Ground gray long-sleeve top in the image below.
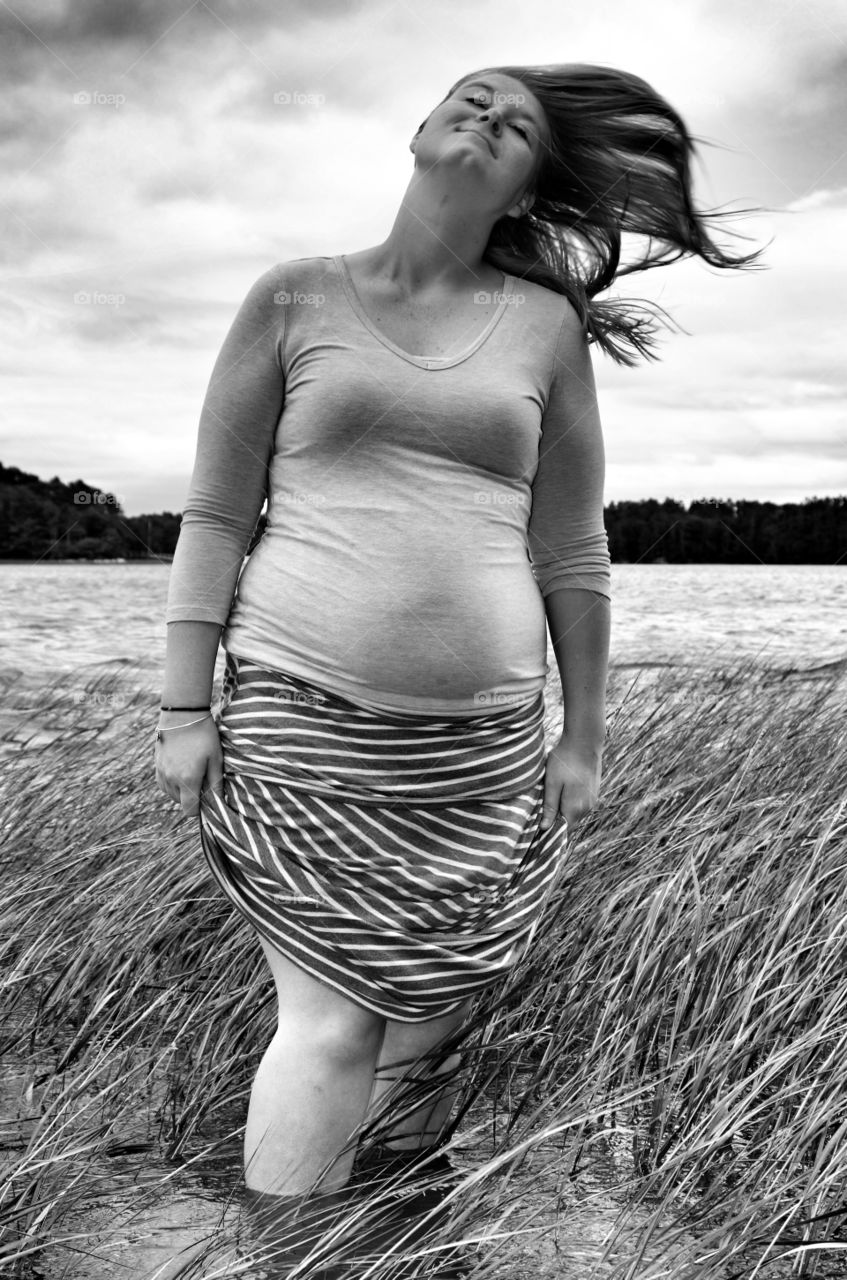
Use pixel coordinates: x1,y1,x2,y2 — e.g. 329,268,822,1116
165,255,611,715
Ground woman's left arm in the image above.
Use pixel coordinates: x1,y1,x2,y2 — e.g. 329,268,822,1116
541,587,609,829
526,300,612,832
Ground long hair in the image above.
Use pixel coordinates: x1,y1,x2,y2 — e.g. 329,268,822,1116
438,64,766,366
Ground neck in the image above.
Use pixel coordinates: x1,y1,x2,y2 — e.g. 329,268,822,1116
367,170,502,293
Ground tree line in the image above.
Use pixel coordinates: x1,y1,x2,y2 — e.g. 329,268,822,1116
0,463,180,561
606,496,846,564
1,462,844,565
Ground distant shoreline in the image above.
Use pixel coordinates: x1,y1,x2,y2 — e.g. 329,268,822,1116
0,557,842,568
0,556,173,565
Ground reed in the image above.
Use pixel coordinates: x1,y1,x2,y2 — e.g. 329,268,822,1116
1,657,846,1278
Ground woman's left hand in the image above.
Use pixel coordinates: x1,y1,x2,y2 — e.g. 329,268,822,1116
540,731,604,832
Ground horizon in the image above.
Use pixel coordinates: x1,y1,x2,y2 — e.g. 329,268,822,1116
3,455,845,520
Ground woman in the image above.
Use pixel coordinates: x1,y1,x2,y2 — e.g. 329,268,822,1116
155,62,759,1272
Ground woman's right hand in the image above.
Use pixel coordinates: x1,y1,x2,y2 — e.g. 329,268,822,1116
154,715,224,818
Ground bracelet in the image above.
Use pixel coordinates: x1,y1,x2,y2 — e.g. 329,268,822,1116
155,713,213,742
160,704,211,711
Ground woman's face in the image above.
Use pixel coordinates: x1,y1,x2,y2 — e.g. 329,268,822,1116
413,71,550,214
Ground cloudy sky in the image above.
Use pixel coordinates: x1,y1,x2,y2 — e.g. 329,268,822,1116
1,0,845,515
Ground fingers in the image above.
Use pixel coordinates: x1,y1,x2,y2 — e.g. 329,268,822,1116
205,750,225,799
547,800,600,838
154,730,222,818
540,789,593,833
540,776,564,831
540,804,561,832
541,765,600,831
154,761,179,807
154,759,205,818
546,794,599,830
178,782,201,818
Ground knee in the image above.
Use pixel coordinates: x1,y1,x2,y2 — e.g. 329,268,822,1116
317,1010,384,1067
279,1005,384,1068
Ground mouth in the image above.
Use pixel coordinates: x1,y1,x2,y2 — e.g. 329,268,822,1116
457,127,495,156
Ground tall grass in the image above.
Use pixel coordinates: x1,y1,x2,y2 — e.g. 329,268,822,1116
1,657,846,1278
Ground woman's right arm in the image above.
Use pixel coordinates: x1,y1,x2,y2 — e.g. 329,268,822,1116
155,263,287,816
156,621,224,816
161,620,223,708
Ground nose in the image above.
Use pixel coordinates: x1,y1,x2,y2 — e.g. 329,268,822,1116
476,107,502,135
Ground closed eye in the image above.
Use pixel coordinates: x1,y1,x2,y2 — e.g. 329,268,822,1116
464,96,531,143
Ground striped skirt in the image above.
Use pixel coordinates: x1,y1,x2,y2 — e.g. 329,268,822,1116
197,655,569,1023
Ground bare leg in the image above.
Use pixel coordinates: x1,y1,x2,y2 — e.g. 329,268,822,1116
245,935,386,1194
367,999,474,1150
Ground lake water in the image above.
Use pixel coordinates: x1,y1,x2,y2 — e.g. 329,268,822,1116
1,562,844,690
2,560,845,1279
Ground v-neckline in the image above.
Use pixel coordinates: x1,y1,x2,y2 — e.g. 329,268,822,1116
333,255,515,370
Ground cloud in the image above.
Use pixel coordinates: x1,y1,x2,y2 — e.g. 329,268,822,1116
0,0,355,49
591,170,847,503
786,186,847,212
0,0,845,511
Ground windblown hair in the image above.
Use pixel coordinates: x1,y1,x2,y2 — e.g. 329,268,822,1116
440,64,765,366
